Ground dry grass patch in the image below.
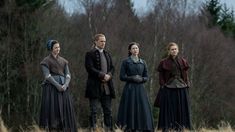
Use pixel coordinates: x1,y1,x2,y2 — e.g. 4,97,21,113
0,117,8,132
198,121,233,132
0,117,234,132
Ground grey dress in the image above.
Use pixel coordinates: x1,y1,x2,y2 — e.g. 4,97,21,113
117,57,154,131
39,54,77,132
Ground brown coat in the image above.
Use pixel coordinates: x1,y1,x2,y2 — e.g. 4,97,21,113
157,56,190,87
40,54,68,76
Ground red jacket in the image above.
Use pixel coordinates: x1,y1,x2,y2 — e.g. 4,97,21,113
157,56,190,87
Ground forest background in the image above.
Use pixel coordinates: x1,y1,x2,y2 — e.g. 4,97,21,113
0,0,235,131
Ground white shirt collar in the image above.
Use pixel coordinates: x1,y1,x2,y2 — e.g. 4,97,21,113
95,46,104,52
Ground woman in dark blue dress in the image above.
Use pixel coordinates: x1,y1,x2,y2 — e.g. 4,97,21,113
117,42,154,132
39,40,77,132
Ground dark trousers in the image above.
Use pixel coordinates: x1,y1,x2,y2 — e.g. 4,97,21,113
89,94,112,128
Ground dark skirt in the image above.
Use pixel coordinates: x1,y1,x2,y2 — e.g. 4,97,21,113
117,83,154,131
39,83,77,132
158,87,191,131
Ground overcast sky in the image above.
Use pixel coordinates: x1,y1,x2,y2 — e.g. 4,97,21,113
134,0,235,16
58,0,235,16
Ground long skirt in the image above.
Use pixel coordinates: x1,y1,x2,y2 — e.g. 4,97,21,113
117,83,154,131
39,83,77,132
158,87,191,131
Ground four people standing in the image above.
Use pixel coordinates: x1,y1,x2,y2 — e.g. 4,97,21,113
39,36,191,131
84,34,115,131
117,42,154,132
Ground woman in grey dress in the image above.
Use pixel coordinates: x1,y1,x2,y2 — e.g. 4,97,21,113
117,42,154,132
39,40,77,132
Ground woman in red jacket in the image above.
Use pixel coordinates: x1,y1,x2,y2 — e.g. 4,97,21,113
157,42,192,131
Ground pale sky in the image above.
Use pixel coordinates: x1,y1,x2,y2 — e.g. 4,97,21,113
220,0,235,9
133,0,235,15
58,0,235,16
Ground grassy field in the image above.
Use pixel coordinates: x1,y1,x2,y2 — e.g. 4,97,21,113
0,117,234,132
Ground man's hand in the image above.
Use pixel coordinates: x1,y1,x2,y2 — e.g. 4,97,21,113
102,74,111,82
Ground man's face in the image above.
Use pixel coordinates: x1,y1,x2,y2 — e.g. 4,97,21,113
95,36,106,49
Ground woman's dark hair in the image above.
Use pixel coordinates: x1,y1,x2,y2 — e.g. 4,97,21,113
128,42,140,56
47,40,59,51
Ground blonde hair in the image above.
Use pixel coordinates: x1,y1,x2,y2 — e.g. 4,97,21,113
94,33,105,41
167,42,178,50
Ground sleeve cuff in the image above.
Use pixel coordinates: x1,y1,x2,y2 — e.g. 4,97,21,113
98,72,105,79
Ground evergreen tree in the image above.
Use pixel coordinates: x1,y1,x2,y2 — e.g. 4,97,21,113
205,0,235,38
218,5,235,37
205,0,222,27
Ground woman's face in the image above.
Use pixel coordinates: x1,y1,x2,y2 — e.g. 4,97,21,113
130,44,139,56
169,45,179,57
52,43,60,55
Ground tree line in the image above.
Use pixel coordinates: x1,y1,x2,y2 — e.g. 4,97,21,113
0,0,235,130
